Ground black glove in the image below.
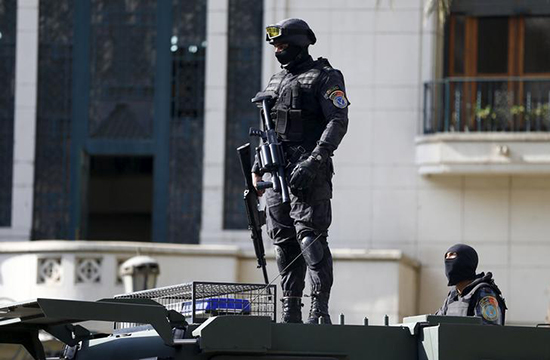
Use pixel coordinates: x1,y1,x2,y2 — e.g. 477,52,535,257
289,155,322,192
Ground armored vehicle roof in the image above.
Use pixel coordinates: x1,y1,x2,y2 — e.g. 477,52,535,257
1,281,549,360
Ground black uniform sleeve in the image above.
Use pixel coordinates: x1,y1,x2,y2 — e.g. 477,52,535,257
473,287,504,325
311,69,350,160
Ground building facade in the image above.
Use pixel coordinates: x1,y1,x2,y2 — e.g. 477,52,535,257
1,0,550,326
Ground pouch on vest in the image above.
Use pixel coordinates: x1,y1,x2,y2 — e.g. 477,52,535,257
275,109,303,142
274,83,303,141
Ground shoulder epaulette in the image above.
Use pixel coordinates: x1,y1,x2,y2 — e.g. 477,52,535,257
315,57,343,77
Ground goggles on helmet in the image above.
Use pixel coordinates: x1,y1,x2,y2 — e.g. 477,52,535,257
265,25,313,42
266,25,283,40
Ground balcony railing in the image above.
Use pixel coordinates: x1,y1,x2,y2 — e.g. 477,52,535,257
423,77,550,134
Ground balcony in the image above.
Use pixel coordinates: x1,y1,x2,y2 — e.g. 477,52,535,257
417,78,550,175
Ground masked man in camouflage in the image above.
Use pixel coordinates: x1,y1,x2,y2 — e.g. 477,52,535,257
251,18,349,324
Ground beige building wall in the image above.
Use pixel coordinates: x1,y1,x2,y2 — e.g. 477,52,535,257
2,0,550,329
0,241,419,326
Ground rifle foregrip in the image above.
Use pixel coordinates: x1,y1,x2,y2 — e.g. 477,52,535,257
256,181,273,190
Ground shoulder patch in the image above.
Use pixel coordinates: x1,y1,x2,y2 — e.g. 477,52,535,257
328,89,348,109
479,295,500,322
324,86,341,99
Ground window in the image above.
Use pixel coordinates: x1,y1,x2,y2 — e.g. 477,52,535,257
447,15,550,77
167,0,207,243
0,0,16,227
524,17,550,74
477,17,508,74
33,0,74,239
88,0,157,140
87,156,153,241
223,0,264,230
444,15,550,131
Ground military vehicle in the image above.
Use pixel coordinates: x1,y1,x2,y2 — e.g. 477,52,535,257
1,281,549,360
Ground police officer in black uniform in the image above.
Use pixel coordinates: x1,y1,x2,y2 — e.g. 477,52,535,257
251,18,349,324
435,244,507,325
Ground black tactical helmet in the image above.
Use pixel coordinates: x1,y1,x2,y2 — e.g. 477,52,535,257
265,18,316,47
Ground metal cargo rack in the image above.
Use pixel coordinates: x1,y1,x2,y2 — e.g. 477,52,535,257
113,281,276,329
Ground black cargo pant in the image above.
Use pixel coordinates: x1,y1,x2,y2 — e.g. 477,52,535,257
265,155,334,297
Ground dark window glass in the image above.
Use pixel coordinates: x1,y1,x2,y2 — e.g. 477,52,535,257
443,17,450,77
167,0,207,243
223,0,264,229
477,17,508,74
453,16,465,74
0,0,16,227
524,17,550,73
88,0,157,140
33,0,74,239
522,82,550,131
87,156,153,241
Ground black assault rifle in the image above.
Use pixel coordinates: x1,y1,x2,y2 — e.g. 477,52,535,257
237,143,269,284
236,92,290,284
249,92,291,204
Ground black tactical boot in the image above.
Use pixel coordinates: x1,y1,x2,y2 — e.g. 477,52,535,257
305,292,331,324
281,296,303,323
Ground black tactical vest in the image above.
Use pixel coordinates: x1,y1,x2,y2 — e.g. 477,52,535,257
264,58,334,151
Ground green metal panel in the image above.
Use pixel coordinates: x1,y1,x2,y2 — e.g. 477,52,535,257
192,316,417,360
5,296,550,360
192,316,272,353
269,323,417,360
213,357,338,360
67,330,178,360
422,323,550,360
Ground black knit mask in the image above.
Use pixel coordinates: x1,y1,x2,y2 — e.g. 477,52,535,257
275,44,303,65
444,244,478,286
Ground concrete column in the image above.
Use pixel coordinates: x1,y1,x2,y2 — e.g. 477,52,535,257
0,0,39,241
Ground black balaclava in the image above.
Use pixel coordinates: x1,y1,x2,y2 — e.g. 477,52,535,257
444,244,478,286
275,44,305,65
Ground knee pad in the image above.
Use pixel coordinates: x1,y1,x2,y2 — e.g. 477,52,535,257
274,244,303,273
299,234,326,268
